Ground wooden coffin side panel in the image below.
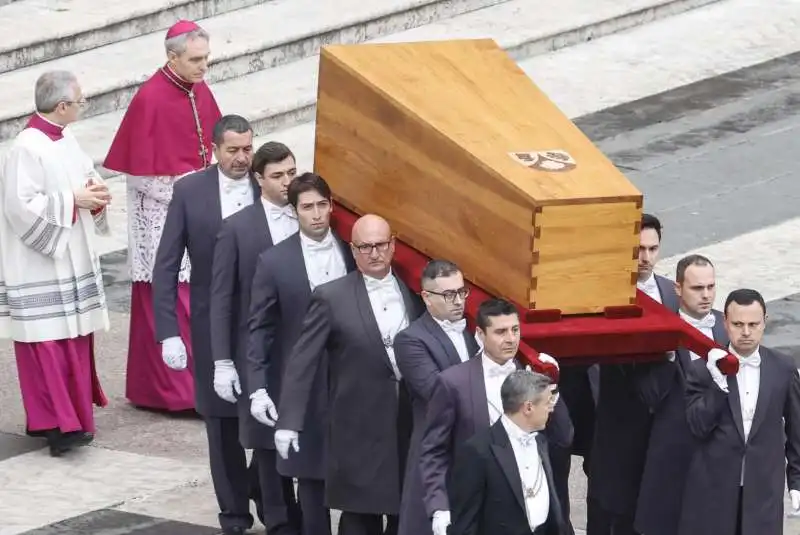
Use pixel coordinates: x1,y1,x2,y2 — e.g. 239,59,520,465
314,47,536,305
531,201,642,313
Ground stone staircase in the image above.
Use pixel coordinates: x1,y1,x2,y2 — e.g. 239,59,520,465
2,0,798,257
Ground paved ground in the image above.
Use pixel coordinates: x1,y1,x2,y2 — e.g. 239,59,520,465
2,43,800,535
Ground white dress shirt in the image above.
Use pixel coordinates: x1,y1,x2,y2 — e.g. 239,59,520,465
500,415,550,530
218,169,254,219
483,353,517,424
300,230,347,290
637,272,662,303
432,317,470,362
679,309,716,360
365,271,408,380
260,197,298,245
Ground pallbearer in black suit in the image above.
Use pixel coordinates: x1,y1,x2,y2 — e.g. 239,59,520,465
679,289,800,535
634,254,728,535
247,173,357,535
588,213,678,535
274,214,424,535
419,299,573,535
394,260,479,535
209,141,301,534
449,370,568,535
153,115,264,535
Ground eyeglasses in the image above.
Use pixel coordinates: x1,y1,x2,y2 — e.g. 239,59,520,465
63,98,87,109
424,287,470,303
352,239,392,255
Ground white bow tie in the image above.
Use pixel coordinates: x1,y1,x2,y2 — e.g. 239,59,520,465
518,432,538,448
269,205,296,220
305,234,335,252
684,313,716,330
365,275,394,293
440,318,466,334
223,177,250,193
738,354,761,368
638,277,658,294
488,361,516,378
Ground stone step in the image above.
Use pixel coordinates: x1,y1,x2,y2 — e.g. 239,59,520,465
0,0,507,142
0,0,724,169
92,0,800,258
0,0,266,75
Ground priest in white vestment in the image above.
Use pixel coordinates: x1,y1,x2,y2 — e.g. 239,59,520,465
0,71,111,457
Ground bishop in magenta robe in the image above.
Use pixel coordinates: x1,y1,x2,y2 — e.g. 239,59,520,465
104,19,221,412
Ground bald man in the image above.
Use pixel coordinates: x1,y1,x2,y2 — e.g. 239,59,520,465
275,214,424,535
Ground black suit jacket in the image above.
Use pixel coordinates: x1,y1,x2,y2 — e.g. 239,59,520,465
588,274,679,514
679,346,800,535
153,165,259,417
395,312,480,535
246,231,356,475
209,201,275,446
420,355,573,517
276,269,424,514
449,420,568,535
634,309,728,535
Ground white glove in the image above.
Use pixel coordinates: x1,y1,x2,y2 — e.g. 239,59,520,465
274,429,300,460
666,350,677,362
538,352,559,369
161,336,187,370
432,510,451,535
213,360,241,404
250,388,279,426
706,348,729,393
791,489,800,514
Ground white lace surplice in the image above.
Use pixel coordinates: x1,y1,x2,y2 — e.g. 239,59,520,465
126,175,191,283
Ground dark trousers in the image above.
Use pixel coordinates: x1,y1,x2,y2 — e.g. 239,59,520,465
339,512,398,535
205,416,259,531
548,445,576,535
298,478,331,535
587,498,639,535
254,447,302,535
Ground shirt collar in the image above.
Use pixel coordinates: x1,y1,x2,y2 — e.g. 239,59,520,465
500,414,538,444
300,228,334,247
482,352,516,372
729,344,761,361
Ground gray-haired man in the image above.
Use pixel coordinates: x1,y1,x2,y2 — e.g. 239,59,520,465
448,370,569,535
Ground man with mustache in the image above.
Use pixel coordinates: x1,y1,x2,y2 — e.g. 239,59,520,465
152,115,264,535
394,260,479,535
419,298,573,535
634,254,728,535
210,141,302,534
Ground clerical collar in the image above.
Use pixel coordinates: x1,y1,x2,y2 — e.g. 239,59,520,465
160,64,195,92
27,113,64,141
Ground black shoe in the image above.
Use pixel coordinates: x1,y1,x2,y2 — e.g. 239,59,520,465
62,431,94,448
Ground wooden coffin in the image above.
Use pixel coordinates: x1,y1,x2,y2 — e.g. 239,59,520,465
313,39,643,314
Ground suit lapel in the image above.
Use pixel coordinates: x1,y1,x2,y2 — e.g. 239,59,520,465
249,201,273,251
726,374,746,442
249,176,260,202
656,275,679,312
748,348,775,440
469,356,491,434
204,165,223,227
354,274,397,374
464,329,479,357
334,233,357,272
421,313,462,368
489,423,526,512
286,234,310,299
711,310,728,347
